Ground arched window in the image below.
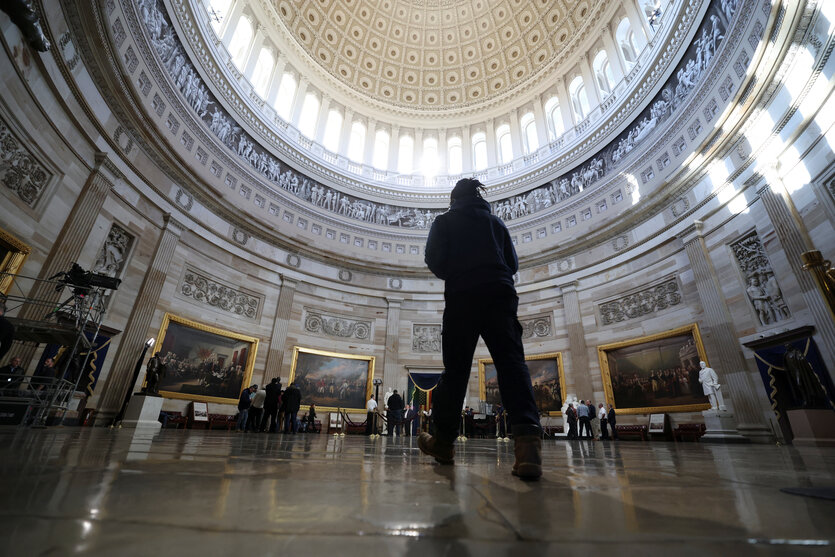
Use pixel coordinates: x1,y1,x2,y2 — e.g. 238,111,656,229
472,132,487,171
447,136,462,175
521,112,538,154
544,96,564,140
228,16,253,69
593,50,615,97
274,72,297,120
617,18,638,67
298,93,320,139
373,129,390,169
398,135,414,174
347,121,366,163
569,76,591,121
422,137,439,178
206,0,231,33
250,47,274,98
496,124,513,164
322,108,342,152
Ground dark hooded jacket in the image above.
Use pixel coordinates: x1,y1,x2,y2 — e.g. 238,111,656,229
424,196,518,295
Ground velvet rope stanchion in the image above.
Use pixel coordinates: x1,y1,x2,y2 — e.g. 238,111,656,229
457,410,467,442
500,412,510,442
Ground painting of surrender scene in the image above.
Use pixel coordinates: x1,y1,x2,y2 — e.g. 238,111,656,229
155,314,258,404
289,346,374,412
599,324,711,414
479,352,565,415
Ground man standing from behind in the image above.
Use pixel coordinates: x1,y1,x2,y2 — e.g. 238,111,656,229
421,178,543,480
248,384,266,432
236,385,255,432
282,381,301,434
576,399,590,439
387,389,405,436
262,377,281,432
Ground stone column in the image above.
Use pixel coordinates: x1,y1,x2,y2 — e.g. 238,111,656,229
13,154,112,367
388,125,400,172
678,221,771,442
241,27,265,80
289,77,309,127
559,282,593,399
485,119,498,167
313,95,331,145
338,108,355,155
555,77,575,128
94,215,185,424
363,119,377,167
262,277,297,382
219,0,245,47
601,25,626,82
461,125,472,173
265,55,287,107
508,108,524,161
532,95,549,148
383,297,403,391
437,129,447,174
579,55,601,107
756,181,835,364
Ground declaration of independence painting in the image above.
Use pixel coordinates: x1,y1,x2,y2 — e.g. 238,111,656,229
598,324,711,414
289,346,374,412
155,313,258,404
479,352,565,415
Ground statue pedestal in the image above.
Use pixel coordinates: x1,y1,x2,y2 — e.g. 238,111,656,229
701,409,749,443
787,409,835,447
121,394,163,430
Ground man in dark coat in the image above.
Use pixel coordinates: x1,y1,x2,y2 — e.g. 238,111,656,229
387,389,405,436
282,382,302,434
262,377,281,432
607,404,619,440
236,385,255,432
419,178,543,480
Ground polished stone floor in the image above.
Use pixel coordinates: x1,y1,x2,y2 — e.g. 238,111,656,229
0,428,833,556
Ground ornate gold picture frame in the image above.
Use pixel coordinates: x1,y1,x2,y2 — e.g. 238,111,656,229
155,313,259,405
479,352,566,416
289,346,375,413
0,226,31,294
598,323,711,415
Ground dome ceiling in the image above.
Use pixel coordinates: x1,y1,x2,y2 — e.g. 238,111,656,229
271,0,609,111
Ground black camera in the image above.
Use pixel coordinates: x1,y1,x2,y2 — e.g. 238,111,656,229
51,263,121,294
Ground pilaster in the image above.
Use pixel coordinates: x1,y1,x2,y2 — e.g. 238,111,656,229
263,277,297,382
559,281,593,398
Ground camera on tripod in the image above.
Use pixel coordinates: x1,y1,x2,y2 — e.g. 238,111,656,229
51,263,122,296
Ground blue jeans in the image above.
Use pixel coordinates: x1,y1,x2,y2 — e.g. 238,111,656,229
284,411,298,433
433,286,540,443
236,409,249,431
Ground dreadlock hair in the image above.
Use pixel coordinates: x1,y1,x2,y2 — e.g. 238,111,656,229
450,177,486,203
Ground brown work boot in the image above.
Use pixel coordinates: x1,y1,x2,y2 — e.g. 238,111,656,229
418,432,454,464
512,434,542,480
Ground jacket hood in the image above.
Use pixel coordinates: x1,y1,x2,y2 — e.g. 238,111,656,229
450,196,491,214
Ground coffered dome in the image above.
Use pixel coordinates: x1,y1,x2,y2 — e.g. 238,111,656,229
272,0,610,112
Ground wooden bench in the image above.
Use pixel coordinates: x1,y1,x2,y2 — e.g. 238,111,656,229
616,424,648,441
208,414,236,431
673,423,706,442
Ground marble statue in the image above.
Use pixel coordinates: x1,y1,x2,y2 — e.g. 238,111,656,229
698,361,726,411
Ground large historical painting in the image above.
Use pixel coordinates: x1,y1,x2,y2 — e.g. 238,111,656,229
289,346,374,412
155,313,258,404
479,352,565,415
598,324,711,414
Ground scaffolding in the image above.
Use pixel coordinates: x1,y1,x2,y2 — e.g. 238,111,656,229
0,270,111,426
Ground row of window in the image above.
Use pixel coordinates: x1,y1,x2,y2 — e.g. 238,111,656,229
207,0,653,177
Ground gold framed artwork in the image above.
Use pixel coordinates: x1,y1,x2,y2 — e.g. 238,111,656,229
598,323,711,415
289,346,375,413
479,352,566,415
155,313,259,405
0,226,31,294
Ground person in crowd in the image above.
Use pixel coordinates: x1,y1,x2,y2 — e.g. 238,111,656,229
305,403,317,433
588,400,601,440
607,404,619,440
566,401,578,439
31,357,57,391
261,377,281,432
420,178,543,480
387,389,405,436
598,403,609,440
0,356,25,393
247,384,266,432
0,296,14,362
576,399,591,439
366,395,378,435
405,404,419,436
494,403,507,438
236,384,255,432
276,389,286,433
282,382,301,434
